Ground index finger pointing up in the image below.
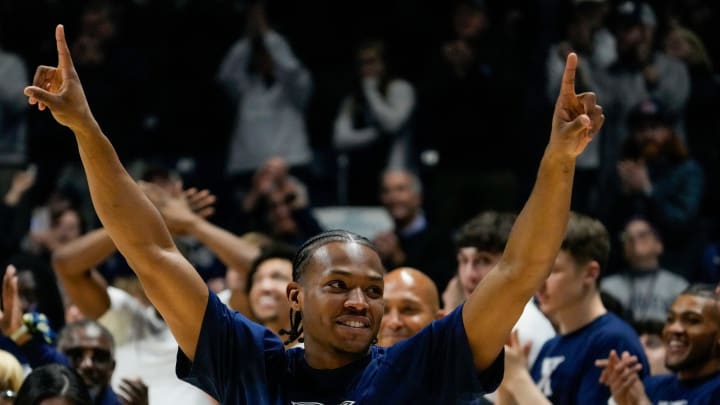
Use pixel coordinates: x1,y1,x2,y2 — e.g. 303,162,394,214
560,52,578,97
55,24,74,70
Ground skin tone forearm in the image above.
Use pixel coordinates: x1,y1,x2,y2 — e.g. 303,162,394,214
462,53,604,370
25,25,207,359
51,228,115,318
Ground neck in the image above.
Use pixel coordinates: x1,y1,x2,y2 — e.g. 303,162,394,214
556,291,607,334
676,360,720,381
632,259,659,270
302,337,369,369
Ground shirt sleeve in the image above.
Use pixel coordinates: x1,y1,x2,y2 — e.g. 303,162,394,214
176,291,285,403
382,303,504,401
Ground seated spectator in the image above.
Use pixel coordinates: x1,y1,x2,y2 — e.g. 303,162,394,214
597,284,720,404
377,267,444,347
333,39,417,205
601,98,704,278
498,212,649,405
601,216,688,323
373,169,454,292
15,363,92,405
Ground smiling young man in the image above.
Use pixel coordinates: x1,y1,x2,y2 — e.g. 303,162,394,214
598,284,720,404
24,25,603,404
497,212,649,405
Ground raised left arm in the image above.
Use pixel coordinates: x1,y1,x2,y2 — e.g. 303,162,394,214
462,53,604,370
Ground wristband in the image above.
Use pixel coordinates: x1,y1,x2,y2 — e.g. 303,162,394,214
9,324,28,343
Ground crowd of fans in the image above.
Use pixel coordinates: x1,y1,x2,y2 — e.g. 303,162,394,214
0,0,719,403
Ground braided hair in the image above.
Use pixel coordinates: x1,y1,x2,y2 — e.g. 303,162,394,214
279,230,380,345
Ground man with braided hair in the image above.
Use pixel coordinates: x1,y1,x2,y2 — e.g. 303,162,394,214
23,24,604,404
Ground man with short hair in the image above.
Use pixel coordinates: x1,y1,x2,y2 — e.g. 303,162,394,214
373,169,455,292
377,267,444,347
443,211,556,369
598,283,720,404
499,212,649,405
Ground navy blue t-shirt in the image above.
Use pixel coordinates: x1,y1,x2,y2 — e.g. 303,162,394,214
530,312,649,405
644,372,720,404
177,292,503,404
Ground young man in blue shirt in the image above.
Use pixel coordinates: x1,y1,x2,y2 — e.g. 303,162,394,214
598,283,720,404
24,24,604,404
498,212,650,405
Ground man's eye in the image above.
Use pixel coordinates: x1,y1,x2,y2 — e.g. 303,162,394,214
367,287,383,298
328,280,346,289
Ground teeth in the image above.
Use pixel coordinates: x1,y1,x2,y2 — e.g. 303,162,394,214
258,296,276,306
340,321,365,328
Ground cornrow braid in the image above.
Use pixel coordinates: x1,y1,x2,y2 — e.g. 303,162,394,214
278,309,304,345
292,230,379,282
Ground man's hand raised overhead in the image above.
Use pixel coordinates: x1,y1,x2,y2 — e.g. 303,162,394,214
24,25,95,131
550,52,605,159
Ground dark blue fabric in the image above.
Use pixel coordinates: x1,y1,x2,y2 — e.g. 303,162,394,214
644,372,720,405
177,292,503,404
530,312,650,405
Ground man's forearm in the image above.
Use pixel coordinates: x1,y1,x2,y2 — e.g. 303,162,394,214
52,228,116,276
186,218,260,276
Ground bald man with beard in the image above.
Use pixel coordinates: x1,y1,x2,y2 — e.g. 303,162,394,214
378,267,445,347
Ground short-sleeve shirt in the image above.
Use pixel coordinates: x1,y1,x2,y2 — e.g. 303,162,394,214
177,292,503,404
644,372,720,404
530,312,650,405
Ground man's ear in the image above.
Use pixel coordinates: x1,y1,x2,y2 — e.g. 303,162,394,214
584,260,601,285
287,281,301,311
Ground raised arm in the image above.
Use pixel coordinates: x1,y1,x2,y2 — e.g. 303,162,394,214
24,25,208,360
51,228,114,319
462,53,604,370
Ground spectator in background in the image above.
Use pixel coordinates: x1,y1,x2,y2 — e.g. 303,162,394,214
373,169,454,292
217,242,300,347
332,39,417,205
597,284,720,404
601,98,704,279
598,0,690,185
217,0,314,206
664,24,720,221
443,211,556,373
0,39,28,173
377,267,444,348
545,0,615,215
498,212,649,405
0,268,148,405
600,216,688,323
15,363,92,405
236,156,323,247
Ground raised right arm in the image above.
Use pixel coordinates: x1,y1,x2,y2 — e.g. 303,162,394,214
25,25,207,360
